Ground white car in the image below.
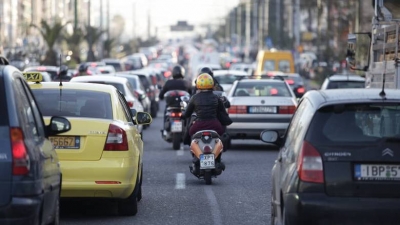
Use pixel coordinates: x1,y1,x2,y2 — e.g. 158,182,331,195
97,65,116,76
226,78,298,144
213,70,249,94
70,75,145,134
230,63,254,75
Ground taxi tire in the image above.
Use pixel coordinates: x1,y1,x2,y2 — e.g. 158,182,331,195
137,167,143,202
118,190,138,216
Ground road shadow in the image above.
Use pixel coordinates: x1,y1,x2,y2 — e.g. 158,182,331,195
228,140,279,152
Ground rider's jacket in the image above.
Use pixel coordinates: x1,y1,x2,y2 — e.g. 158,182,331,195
184,91,224,121
159,79,192,102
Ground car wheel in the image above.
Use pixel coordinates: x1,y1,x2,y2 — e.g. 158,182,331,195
137,167,143,202
282,207,289,225
270,192,279,225
118,190,138,216
49,196,60,225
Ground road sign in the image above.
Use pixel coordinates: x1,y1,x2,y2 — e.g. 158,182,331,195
170,21,194,32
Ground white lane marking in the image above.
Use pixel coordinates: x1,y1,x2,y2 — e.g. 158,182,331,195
177,145,184,156
204,186,223,225
175,173,186,189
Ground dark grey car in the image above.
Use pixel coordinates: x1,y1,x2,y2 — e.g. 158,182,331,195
0,65,71,224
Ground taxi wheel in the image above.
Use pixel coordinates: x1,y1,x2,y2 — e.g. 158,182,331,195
137,167,143,202
118,190,138,216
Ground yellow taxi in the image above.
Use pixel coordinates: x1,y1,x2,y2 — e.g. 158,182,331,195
23,72,152,216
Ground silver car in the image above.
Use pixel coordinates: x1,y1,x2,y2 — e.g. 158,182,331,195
226,78,298,143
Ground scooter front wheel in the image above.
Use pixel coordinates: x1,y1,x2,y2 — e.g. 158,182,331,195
204,171,212,185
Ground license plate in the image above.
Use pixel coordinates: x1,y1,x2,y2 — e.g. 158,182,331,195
355,164,400,181
171,120,182,132
200,154,215,169
49,136,80,149
249,106,277,114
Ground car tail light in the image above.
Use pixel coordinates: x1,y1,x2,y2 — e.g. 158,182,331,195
127,101,134,108
10,128,30,175
104,124,128,151
164,71,172,78
171,112,182,117
297,87,305,94
286,79,295,85
133,91,140,99
278,105,296,114
228,105,247,114
151,76,157,85
297,141,324,183
86,70,92,75
225,62,231,68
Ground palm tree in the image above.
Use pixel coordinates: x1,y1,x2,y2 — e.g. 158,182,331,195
84,25,104,61
103,38,116,58
63,27,84,63
31,19,69,65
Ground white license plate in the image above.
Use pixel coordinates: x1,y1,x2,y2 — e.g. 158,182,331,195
200,154,215,169
355,164,400,181
249,106,277,114
171,120,182,132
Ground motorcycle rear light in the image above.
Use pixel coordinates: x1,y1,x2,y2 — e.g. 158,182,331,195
10,128,30,175
104,124,128,151
228,105,247,114
203,145,212,154
202,132,211,136
278,105,296,114
171,112,182,117
297,141,324,184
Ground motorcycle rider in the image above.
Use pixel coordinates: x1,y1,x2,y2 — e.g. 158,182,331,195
184,73,225,137
159,65,192,122
193,67,224,92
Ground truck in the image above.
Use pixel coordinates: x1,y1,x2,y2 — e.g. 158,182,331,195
347,0,400,89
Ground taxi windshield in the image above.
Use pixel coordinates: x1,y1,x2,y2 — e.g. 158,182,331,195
31,89,113,119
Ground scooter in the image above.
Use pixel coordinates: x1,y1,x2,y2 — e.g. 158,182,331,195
189,130,225,185
160,90,190,150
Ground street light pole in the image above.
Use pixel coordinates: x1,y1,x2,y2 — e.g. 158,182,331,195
88,0,91,27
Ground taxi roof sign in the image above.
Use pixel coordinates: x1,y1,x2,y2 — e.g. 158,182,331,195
22,72,43,82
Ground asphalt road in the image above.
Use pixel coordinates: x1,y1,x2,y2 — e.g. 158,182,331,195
60,101,278,225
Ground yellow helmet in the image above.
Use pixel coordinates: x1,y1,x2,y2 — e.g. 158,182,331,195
196,73,214,90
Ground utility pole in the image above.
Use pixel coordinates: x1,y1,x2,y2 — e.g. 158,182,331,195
107,0,110,39
294,0,300,48
275,0,280,48
237,4,241,51
99,0,104,59
258,0,264,50
133,2,136,39
245,0,251,61
74,0,78,29
87,0,91,27
147,8,151,39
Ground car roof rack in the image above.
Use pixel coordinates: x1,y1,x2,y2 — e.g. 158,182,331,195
238,75,285,81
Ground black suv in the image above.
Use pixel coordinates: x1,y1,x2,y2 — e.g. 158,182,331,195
0,62,71,224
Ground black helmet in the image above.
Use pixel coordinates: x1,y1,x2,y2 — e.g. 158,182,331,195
172,65,185,79
199,67,213,77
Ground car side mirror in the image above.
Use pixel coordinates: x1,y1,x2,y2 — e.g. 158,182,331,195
135,112,152,125
46,116,71,136
260,130,279,144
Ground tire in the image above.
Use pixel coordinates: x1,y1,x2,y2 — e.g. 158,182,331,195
270,192,277,225
282,207,288,225
49,196,60,225
172,133,181,150
118,190,138,216
204,171,212,185
150,104,158,118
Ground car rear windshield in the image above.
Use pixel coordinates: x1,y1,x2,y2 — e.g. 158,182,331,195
233,82,292,97
215,75,244,85
327,81,365,89
31,89,113,119
85,82,125,95
307,103,400,144
105,62,122,72
0,77,8,125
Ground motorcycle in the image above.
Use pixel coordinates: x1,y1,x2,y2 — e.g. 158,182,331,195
187,91,229,184
160,90,191,150
189,129,225,185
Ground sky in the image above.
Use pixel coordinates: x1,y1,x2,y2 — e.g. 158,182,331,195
102,0,240,40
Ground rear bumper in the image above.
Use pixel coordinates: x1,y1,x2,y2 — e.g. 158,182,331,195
0,196,42,225
60,157,139,199
227,121,289,139
284,193,400,225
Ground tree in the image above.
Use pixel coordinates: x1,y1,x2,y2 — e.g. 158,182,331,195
103,38,116,58
31,19,69,65
63,27,84,64
84,25,104,61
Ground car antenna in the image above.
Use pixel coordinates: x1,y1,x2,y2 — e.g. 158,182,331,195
379,55,387,99
59,54,63,87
